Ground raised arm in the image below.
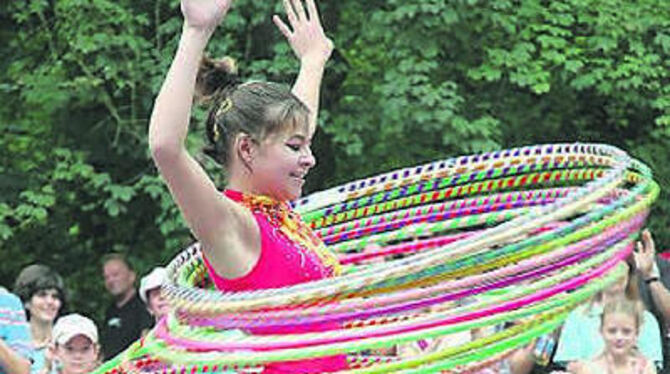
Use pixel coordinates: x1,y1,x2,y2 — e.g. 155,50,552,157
635,229,670,323
149,0,258,277
273,0,333,134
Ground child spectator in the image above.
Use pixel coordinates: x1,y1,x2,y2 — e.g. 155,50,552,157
553,258,663,371
572,297,656,374
48,314,100,374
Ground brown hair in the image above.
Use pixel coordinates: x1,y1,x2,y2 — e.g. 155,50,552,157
14,264,67,320
195,56,310,167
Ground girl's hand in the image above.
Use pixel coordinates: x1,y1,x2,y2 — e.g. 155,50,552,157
273,0,333,65
181,0,233,33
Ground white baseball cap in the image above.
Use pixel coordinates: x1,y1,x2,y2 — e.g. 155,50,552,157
139,267,168,304
52,314,98,345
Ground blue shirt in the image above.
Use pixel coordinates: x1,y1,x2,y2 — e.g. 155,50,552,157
30,346,47,374
554,303,663,368
0,287,33,374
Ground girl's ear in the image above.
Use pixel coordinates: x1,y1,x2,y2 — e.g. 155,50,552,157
234,133,258,171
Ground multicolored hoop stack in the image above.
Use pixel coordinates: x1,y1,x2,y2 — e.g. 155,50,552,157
95,143,658,373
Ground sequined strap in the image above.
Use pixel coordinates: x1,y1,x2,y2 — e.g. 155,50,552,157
224,189,342,276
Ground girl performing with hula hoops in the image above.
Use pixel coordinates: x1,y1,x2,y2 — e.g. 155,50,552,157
148,0,344,372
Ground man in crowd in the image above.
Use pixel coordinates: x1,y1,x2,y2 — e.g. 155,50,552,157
100,254,152,360
0,287,31,374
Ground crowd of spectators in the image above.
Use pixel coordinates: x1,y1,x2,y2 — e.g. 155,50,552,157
0,254,164,374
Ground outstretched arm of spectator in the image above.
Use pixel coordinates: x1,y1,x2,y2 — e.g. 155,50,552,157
635,229,670,323
0,339,30,374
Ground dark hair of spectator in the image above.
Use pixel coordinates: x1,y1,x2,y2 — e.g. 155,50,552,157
13,264,67,320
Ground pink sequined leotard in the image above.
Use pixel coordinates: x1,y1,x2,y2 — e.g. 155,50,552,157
201,190,346,373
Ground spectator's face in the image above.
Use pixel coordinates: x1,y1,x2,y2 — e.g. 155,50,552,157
27,288,61,323
54,335,99,374
103,260,135,297
147,288,170,319
600,312,637,357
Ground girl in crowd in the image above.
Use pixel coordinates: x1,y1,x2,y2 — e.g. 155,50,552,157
573,297,656,374
149,0,343,371
139,267,170,324
553,258,663,371
14,264,67,374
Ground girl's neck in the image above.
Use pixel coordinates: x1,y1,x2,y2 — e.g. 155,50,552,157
226,179,255,195
30,318,53,347
227,164,259,194
609,352,630,366
604,351,635,374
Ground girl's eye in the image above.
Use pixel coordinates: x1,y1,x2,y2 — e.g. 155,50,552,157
287,144,301,151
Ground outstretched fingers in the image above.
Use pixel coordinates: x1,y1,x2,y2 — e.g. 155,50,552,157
642,229,656,254
305,0,319,23
282,0,298,28
291,0,307,22
273,15,292,40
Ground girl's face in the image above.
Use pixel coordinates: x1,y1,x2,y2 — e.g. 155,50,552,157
600,312,638,357
54,335,99,374
147,288,170,320
249,127,316,201
27,288,61,323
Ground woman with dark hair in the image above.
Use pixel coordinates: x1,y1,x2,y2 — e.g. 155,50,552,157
14,265,67,374
148,0,344,371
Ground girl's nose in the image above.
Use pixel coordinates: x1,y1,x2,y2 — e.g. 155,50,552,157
300,148,316,169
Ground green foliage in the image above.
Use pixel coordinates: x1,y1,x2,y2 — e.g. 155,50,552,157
1,0,669,323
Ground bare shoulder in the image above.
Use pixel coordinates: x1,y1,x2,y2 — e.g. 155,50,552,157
202,195,262,279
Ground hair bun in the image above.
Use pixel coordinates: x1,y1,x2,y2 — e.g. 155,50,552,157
195,56,239,105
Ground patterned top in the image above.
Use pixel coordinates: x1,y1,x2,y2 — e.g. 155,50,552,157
201,190,347,373
0,287,33,374
203,189,341,291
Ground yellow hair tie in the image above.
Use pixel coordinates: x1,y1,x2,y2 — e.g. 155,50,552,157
212,123,220,142
216,97,233,119
212,97,234,142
